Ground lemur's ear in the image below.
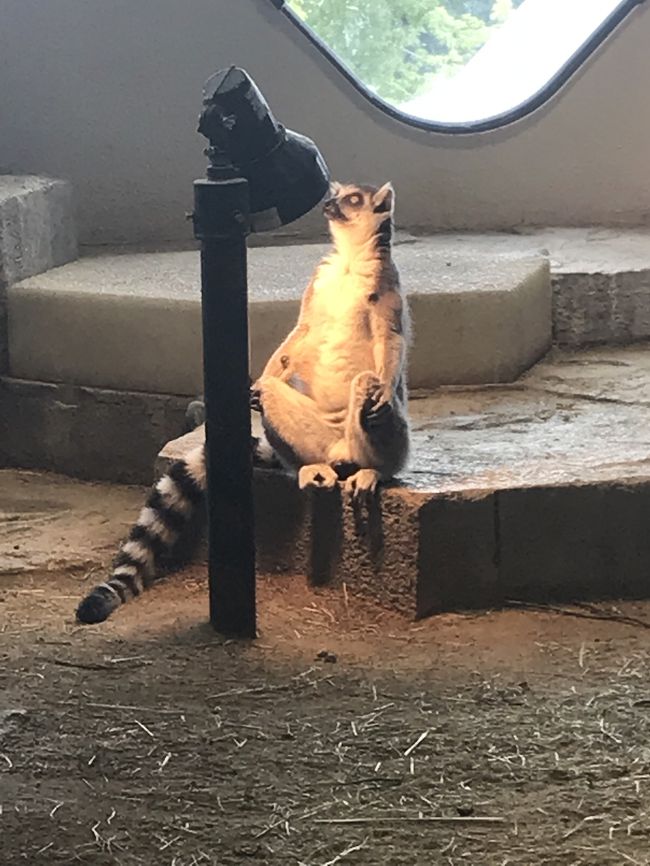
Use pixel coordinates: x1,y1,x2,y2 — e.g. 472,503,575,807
372,182,394,214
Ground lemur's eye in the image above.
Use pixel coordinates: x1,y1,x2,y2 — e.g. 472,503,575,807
344,193,363,207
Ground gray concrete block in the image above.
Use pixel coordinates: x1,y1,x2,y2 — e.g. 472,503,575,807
408,228,650,349
7,343,650,619
253,468,310,576
0,376,187,483
0,175,77,285
155,427,650,618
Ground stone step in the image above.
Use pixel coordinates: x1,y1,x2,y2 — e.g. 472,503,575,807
9,226,650,404
157,345,650,618
433,226,650,347
7,240,551,395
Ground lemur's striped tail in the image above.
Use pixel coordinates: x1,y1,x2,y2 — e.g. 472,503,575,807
76,445,206,624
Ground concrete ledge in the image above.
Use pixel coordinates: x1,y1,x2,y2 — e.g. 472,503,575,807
408,260,550,385
158,428,650,619
8,243,551,394
8,290,203,398
0,376,187,484
155,346,650,618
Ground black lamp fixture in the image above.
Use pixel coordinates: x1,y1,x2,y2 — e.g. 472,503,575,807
191,66,330,638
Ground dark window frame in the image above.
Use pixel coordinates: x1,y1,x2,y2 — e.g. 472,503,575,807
268,0,646,134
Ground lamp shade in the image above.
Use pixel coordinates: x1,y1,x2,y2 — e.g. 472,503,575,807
198,66,330,232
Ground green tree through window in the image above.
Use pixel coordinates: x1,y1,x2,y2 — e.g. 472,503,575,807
286,0,525,103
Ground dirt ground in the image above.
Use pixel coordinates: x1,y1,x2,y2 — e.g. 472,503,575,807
2,567,650,866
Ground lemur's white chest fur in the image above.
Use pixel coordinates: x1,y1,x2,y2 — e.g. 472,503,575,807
302,253,378,412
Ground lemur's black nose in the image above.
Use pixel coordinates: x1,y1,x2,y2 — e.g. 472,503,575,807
323,198,344,220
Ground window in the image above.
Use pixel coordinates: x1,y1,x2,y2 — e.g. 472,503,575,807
280,0,641,132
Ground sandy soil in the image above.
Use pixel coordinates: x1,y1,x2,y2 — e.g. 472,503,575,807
2,566,650,865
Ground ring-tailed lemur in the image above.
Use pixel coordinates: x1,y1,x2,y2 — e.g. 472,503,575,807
76,181,411,624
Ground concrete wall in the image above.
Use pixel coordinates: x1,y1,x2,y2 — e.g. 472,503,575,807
0,0,648,245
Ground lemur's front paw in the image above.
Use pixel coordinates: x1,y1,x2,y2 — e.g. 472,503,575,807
298,464,339,491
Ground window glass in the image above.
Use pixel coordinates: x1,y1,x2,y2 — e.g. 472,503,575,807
285,0,627,125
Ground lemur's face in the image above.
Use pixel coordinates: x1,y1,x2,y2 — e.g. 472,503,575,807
322,182,394,234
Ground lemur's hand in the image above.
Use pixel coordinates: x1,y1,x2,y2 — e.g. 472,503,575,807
363,380,393,430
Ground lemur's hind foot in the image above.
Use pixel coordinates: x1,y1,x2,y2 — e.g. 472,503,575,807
185,396,205,433
344,468,380,504
298,464,339,491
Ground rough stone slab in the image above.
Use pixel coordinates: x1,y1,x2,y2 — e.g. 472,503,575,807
0,376,187,484
155,345,650,617
552,270,650,346
158,434,442,618
155,430,503,618
9,242,550,394
0,175,77,286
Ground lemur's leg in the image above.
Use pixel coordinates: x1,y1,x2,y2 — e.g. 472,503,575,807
185,396,282,469
330,371,410,500
255,377,343,489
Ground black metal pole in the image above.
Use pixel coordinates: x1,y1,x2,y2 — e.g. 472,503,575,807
192,176,256,638
190,64,328,637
